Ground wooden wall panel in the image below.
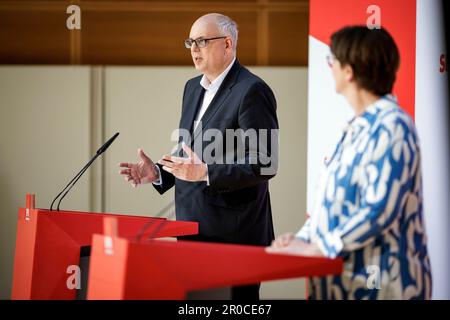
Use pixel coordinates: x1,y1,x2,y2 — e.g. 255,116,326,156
268,10,309,65
0,0,308,66
0,7,71,64
82,11,258,65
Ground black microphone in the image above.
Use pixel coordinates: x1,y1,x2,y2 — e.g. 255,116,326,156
49,132,120,211
96,132,119,155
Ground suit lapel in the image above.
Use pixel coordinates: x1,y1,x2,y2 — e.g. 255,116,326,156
180,84,205,134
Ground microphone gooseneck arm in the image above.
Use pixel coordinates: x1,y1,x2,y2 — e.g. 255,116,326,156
55,153,100,211
49,132,119,211
49,157,95,211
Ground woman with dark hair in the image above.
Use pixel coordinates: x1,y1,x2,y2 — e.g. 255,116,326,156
266,26,432,300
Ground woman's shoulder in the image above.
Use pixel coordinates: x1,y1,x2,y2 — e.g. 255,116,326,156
375,96,416,135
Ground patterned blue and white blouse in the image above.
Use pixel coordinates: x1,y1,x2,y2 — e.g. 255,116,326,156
296,95,432,299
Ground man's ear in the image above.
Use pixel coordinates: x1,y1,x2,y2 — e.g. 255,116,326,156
225,37,233,51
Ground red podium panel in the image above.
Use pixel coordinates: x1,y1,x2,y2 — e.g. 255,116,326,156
11,195,198,300
87,227,343,299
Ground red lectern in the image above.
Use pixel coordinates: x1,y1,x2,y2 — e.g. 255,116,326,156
11,194,198,300
87,218,343,300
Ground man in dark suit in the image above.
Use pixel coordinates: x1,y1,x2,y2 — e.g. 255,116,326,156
119,13,278,299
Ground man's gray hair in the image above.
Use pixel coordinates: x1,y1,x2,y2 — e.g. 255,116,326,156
215,14,238,52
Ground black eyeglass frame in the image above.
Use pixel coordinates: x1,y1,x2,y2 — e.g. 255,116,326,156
184,36,228,49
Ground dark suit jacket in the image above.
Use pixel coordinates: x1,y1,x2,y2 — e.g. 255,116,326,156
154,59,278,246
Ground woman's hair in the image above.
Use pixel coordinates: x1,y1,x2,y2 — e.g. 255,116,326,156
330,26,400,96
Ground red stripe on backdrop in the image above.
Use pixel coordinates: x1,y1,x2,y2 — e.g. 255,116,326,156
310,0,417,119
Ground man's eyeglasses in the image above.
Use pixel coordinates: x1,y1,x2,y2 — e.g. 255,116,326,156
184,36,227,49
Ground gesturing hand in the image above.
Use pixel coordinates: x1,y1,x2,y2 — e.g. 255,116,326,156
158,143,208,182
119,148,159,188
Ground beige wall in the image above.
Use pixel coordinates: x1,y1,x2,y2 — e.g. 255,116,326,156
0,65,308,300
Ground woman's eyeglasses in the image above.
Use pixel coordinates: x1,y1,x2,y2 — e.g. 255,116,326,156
326,54,336,68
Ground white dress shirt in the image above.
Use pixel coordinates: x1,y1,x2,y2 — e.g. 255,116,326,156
194,57,236,131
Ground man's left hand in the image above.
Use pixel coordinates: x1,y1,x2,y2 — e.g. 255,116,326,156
158,143,208,182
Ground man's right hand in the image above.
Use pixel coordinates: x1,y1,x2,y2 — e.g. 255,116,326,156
119,148,159,187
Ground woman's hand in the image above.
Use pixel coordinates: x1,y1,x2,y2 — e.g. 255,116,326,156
265,233,325,257
269,232,295,249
